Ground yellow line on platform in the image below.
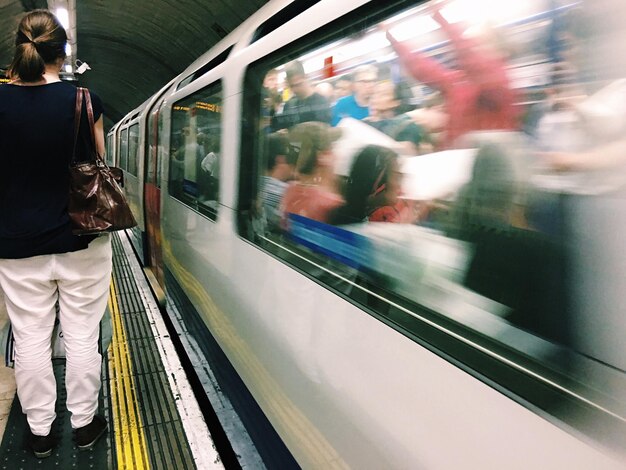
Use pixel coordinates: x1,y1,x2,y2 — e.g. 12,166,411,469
108,279,150,470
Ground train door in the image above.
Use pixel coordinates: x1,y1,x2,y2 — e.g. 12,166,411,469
106,132,114,166
143,99,166,287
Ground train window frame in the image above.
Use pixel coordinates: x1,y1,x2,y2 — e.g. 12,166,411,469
156,103,167,189
147,97,168,189
238,0,626,451
147,82,177,189
119,127,129,172
168,80,223,222
106,133,114,166
127,123,140,177
146,109,158,186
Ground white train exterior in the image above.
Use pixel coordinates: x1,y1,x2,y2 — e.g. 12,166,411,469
108,0,626,467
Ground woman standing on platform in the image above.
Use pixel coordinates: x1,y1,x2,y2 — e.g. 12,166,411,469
0,10,109,458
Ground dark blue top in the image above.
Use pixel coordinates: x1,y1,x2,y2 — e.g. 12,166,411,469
0,81,103,259
270,92,331,131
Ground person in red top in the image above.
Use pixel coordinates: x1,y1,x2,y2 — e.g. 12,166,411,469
385,5,519,148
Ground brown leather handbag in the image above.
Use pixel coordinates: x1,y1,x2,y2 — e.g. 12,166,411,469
68,88,137,235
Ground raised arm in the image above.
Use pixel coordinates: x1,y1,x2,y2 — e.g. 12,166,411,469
385,28,456,96
432,7,505,84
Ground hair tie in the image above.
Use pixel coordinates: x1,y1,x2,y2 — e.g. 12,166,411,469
19,38,37,47
20,31,37,47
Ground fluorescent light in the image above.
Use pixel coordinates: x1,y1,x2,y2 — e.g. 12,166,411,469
333,32,389,64
303,58,323,75
440,0,536,27
389,15,440,42
56,8,70,30
65,44,72,56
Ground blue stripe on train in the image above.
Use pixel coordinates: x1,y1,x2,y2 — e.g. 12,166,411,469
287,214,372,270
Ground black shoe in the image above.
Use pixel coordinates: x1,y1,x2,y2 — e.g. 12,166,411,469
29,431,55,459
74,415,108,450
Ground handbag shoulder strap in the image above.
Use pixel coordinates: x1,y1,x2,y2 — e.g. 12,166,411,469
72,87,101,163
83,88,99,156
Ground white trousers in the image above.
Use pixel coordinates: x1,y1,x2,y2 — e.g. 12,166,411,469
0,235,112,435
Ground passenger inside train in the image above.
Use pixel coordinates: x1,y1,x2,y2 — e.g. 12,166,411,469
262,68,283,132
364,80,427,155
331,64,378,126
384,3,520,149
452,142,570,346
271,61,332,131
279,122,343,227
333,74,353,102
328,144,423,226
260,133,295,231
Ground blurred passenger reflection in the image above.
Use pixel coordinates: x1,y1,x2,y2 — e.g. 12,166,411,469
331,65,378,126
531,0,626,372
334,74,353,102
280,122,343,226
198,133,219,207
262,68,283,133
330,145,422,225
260,133,295,231
315,81,335,102
271,61,332,131
385,3,519,148
451,142,571,346
365,81,428,155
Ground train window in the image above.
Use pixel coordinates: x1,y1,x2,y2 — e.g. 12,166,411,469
241,0,626,445
128,123,139,176
169,83,222,220
119,127,129,172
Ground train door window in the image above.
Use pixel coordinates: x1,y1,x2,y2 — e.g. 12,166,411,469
128,123,140,176
169,83,222,220
147,107,158,185
156,102,167,189
240,0,626,441
119,127,129,172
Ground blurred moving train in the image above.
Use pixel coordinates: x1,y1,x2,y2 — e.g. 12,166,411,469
107,0,626,467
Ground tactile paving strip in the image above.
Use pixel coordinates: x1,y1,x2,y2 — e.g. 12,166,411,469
110,235,196,470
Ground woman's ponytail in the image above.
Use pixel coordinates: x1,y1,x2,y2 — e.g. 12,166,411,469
10,41,46,82
8,10,67,83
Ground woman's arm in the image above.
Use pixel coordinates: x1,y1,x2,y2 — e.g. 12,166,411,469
385,28,456,95
94,116,106,157
432,6,505,84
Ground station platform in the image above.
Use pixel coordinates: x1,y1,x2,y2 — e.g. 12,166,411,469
0,234,224,470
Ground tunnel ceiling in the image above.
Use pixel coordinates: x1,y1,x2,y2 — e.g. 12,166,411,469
1,0,269,129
